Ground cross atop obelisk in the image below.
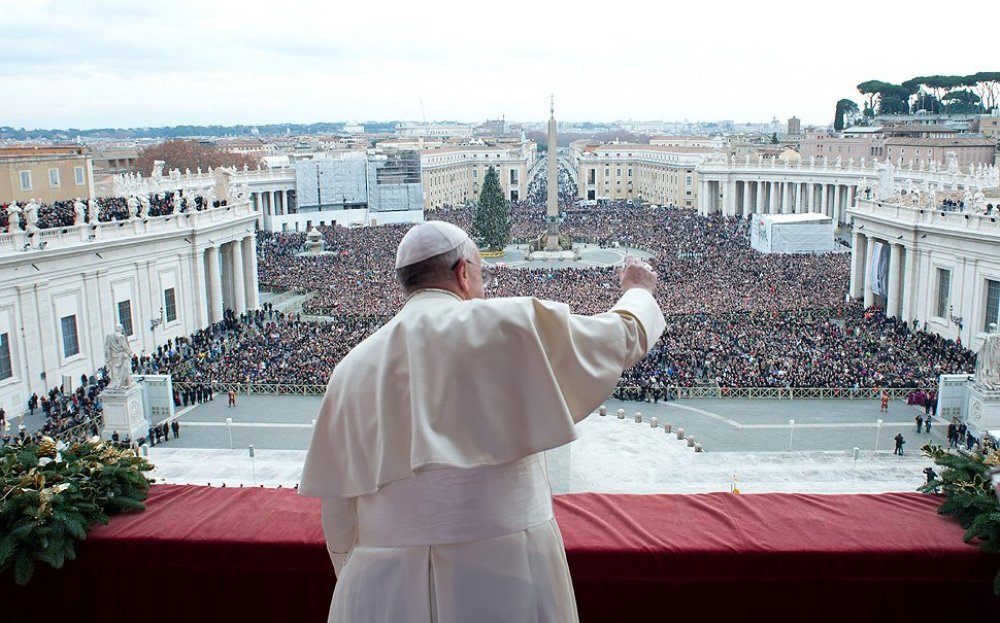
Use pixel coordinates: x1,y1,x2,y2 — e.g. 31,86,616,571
545,95,560,250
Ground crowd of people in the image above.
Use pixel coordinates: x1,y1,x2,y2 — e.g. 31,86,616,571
5,199,978,443
1,374,106,447
257,204,851,318
182,202,974,392
1,191,225,232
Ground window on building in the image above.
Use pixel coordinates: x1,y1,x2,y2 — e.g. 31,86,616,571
60,315,80,357
935,269,951,318
75,166,85,185
587,169,596,184
48,168,60,188
19,170,31,191
986,279,1000,332
164,288,177,322
0,333,11,380
473,169,478,179
117,300,134,336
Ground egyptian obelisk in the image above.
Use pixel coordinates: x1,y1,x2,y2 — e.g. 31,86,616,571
545,96,560,250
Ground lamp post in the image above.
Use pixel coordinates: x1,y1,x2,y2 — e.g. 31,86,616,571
875,418,883,451
788,419,795,452
249,444,256,485
226,417,233,450
315,165,322,210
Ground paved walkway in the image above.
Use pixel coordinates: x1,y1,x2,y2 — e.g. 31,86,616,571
151,393,940,455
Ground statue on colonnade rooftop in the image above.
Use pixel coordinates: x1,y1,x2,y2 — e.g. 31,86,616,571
73,199,86,225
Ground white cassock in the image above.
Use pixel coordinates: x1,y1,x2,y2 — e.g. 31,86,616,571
300,287,666,623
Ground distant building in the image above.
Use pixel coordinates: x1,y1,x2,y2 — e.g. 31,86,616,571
799,130,883,163
420,140,537,208
89,147,138,174
0,145,95,204
884,137,996,168
569,141,711,207
787,116,801,135
397,122,474,139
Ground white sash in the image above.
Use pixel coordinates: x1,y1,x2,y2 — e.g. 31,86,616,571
356,454,554,547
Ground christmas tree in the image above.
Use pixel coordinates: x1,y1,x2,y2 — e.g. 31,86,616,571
472,166,511,252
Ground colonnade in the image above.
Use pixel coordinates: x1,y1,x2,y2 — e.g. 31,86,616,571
253,190,294,217
195,234,259,325
849,231,914,322
699,179,860,226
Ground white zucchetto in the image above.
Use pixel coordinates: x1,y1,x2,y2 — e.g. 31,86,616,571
395,221,471,269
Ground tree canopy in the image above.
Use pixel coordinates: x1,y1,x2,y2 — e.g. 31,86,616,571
834,99,859,131
853,72,999,117
134,140,262,177
471,166,511,251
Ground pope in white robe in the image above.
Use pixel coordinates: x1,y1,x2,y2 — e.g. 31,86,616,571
300,221,666,623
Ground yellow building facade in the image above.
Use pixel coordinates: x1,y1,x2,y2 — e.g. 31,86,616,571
0,146,95,204
420,141,537,209
569,142,711,207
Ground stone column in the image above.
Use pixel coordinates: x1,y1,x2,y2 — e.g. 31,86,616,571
755,181,763,214
206,245,223,323
192,247,209,328
821,184,828,216
741,181,751,217
863,236,876,308
887,243,902,318
900,245,913,324
808,183,815,213
833,184,842,225
700,180,709,215
769,182,778,214
849,231,866,299
230,239,246,316
242,235,259,311
781,181,791,214
272,191,280,216
795,183,804,213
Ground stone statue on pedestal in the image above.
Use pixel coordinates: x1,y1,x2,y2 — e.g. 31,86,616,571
23,199,39,233
4,201,20,231
975,333,1000,390
87,198,99,224
126,195,139,219
104,325,134,390
974,189,986,212
73,199,86,225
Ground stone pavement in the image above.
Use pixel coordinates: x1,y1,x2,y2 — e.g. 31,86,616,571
153,393,941,455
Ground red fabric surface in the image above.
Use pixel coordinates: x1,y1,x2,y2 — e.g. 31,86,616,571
5,485,997,623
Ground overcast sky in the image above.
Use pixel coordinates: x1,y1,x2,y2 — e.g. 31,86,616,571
2,0,996,130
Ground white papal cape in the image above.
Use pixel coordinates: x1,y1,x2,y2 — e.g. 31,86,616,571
300,288,665,623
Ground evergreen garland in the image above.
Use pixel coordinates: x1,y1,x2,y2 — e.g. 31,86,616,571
471,166,511,251
921,443,1000,594
0,437,154,585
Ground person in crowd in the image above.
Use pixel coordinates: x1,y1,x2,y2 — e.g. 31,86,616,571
300,221,665,622
894,433,905,455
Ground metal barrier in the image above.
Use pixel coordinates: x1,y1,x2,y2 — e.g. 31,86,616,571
174,382,327,396
51,415,105,443
173,382,932,401
616,385,932,401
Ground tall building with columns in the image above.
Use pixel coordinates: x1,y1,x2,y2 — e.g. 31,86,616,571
0,200,259,417
848,196,1000,351
696,157,999,228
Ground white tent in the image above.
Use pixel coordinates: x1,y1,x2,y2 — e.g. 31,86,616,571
750,213,834,254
